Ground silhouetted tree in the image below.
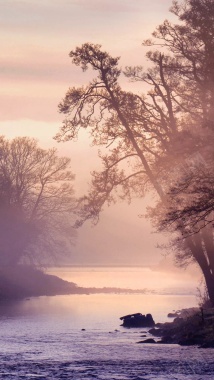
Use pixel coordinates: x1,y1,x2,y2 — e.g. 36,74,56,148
143,0,214,302
0,136,76,266
56,0,214,303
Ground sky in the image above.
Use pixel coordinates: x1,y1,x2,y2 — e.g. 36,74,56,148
0,0,192,268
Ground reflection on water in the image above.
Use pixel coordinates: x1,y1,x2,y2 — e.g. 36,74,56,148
0,267,209,380
0,266,199,324
0,293,197,324
0,293,213,379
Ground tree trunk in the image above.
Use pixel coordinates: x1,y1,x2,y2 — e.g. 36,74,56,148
204,272,214,306
187,233,214,305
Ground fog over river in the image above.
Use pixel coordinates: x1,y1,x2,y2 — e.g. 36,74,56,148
0,267,213,379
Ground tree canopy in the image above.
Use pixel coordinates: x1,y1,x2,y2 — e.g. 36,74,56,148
56,0,214,303
0,136,76,266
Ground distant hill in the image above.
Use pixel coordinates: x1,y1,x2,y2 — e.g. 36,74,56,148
0,265,150,299
0,265,79,299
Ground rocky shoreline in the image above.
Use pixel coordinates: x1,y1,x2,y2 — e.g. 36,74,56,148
138,307,214,348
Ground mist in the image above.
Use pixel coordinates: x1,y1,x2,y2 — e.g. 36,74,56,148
1,0,214,377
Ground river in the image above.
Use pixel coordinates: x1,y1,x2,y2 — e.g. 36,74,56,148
0,266,213,379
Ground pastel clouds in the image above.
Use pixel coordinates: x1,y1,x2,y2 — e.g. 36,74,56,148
1,0,173,122
1,0,178,266
70,0,149,13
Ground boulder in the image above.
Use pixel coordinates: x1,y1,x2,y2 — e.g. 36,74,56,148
137,338,156,344
120,312,155,328
200,341,214,348
168,312,179,318
159,335,174,344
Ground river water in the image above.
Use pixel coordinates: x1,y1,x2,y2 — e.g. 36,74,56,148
0,267,213,379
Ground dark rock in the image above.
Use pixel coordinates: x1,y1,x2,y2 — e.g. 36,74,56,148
174,317,184,324
120,312,141,320
137,338,156,344
148,327,163,337
178,338,197,346
146,313,155,325
148,307,214,348
168,312,179,318
120,312,155,328
159,335,174,344
200,341,214,348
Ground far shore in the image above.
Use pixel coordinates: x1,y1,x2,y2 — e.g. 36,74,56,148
0,264,157,300
1,265,214,348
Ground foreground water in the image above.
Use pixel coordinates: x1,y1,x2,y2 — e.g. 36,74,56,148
0,267,213,379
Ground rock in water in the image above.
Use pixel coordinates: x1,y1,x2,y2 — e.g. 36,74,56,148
137,338,156,344
120,313,155,328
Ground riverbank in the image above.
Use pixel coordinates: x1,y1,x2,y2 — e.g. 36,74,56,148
146,307,214,348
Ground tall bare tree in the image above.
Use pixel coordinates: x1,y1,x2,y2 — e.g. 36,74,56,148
0,136,76,266
56,0,214,303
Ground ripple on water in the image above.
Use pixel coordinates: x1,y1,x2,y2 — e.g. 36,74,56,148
0,354,214,380
0,293,213,379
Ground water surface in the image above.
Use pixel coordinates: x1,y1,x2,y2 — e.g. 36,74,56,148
0,267,212,379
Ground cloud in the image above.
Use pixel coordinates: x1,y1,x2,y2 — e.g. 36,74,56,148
0,94,60,122
0,0,150,13
68,0,173,14
0,0,174,122
0,60,73,83
70,0,144,13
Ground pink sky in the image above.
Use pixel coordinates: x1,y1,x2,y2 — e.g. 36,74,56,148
0,0,190,268
0,0,173,121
